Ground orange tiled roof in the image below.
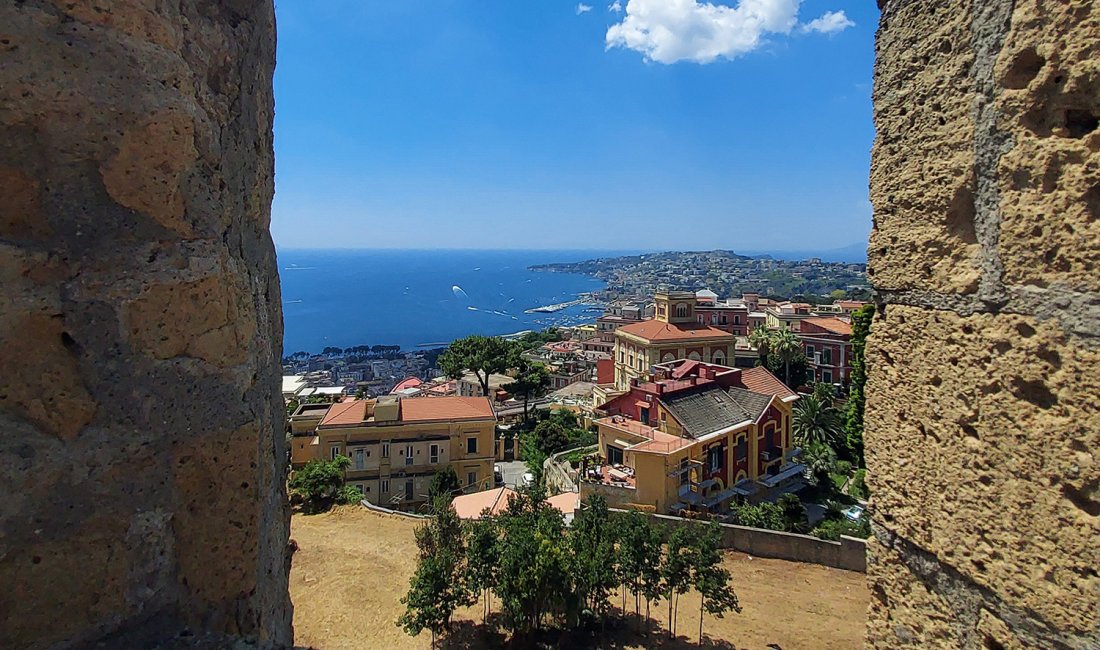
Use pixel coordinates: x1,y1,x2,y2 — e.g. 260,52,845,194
452,487,516,519
319,400,369,426
836,300,867,308
390,376,423,393
802,317,853,336
615,320,734,343
400,396,495,422
739,367,798,400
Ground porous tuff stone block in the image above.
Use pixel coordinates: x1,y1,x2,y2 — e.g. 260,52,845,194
0,1,291,647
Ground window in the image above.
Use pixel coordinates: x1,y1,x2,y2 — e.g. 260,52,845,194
675,303,688,318
619,351,625,363
806,344,815,356
736,436,747,462
467,471,477,486
658,305,666,316
607,445,624,465
467,437,478,455
380,479,389,494
405,480,414,501
429,444,439,464
822,348,833,365
381,442,390,458
707,445,722,472
329,445,341,460
734,315,740,324
353,448,365,470
678,458,689,486
823,370,833,384
640,407,650,425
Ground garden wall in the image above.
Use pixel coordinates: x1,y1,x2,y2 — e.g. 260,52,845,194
612,510,867,573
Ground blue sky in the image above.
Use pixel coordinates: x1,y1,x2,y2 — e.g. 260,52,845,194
271,0,879,251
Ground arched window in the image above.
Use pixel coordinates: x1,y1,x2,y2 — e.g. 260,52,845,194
675,303,689,318
712,351,725,365
688,351,701,361
662,352,675,362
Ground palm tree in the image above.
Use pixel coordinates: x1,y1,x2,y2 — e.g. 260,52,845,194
793,394,843,448
770,329,802,387
748,326,772,362
801,441,838,487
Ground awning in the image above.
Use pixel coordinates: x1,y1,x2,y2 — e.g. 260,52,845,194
759,463,807,488
634,400,650,409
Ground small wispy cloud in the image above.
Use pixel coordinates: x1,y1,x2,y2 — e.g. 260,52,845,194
608,1,622,12
576,3,593,14
801,10,855,35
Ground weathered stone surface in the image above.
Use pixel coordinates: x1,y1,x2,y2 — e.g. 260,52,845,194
869,0,1099,647
866,305,1099,636
0,1,290,648
868,0,982,295
995,0,1100,292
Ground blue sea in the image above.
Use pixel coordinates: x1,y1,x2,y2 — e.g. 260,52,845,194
277,249,634,354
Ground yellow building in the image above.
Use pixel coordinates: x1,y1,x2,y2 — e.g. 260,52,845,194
584,362,802,514
300,395,497,509
613,290,736,390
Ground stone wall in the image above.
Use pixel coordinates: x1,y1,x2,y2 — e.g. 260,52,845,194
0,1,291,648
867,0,1098,647
611,510,867,573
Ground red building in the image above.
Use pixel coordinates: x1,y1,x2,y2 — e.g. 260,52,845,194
798,317,853,385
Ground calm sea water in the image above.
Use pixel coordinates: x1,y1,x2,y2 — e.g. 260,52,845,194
277,249,632,354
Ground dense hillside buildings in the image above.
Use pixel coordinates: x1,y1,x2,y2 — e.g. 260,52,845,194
584,360,802,513
290,395,497,509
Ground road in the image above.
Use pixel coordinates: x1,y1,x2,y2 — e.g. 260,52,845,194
495,460,528,488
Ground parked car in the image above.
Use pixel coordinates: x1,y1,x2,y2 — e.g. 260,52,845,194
521,472,536,488
493,464,504,486
842,505,865,522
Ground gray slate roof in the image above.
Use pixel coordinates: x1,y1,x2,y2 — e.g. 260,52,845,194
660,385,752,438
726,387,773,422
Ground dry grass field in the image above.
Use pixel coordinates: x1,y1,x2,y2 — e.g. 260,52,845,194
290,506,868,649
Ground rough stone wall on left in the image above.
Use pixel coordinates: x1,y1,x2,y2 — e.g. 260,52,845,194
0,1,292,648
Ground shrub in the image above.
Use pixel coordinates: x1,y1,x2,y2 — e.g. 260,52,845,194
336,484,364,505
848,469,868,500
289,455,351,513
729,502,785,531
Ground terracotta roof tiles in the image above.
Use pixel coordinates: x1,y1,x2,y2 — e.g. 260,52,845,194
615,320,734,343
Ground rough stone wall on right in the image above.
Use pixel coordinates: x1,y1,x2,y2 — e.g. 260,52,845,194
866,0,1098,648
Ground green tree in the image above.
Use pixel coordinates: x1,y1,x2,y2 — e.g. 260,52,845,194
437,335,517,396
494,489,572,633
777,493,807,533
465,514,501,622
844,304,874,466
662,526,696,637
830,289,848,301
398,498,470,647
811,380,836,405
770,329,803,388
748,326,772,363
728,501,785,531
692,521,741,643
504,359,551,422
569,494,619,620
801,441,838,489
428,466,461,501
792,394,844,448
289,456,351,513
532,419,570,456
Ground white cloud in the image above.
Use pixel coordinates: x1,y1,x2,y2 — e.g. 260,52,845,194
606,0,851,64
801,10,855,34
576,3,593,14
609,1,623,12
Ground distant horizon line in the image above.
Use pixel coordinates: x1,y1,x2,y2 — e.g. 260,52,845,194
274,244,867,254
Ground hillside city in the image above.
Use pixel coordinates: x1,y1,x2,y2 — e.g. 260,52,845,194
285,274,875,646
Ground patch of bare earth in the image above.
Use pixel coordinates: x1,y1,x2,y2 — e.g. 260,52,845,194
290,506,868,649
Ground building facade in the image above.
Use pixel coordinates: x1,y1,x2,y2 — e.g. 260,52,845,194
612,290,737,390
585,361,802,514
300,395,497,509
798,317,854,386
